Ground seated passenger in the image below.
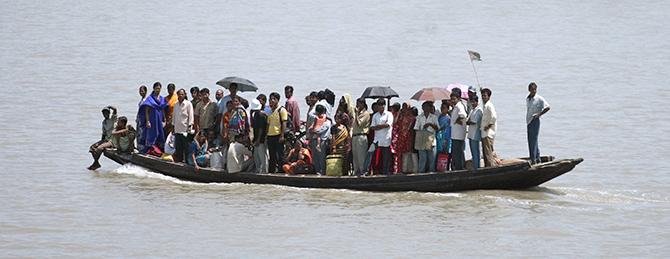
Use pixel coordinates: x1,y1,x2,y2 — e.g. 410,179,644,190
187,130,209,170
88,106,117,170
283,140,313,174
227,134,254,173
110,116,136,154
207,128,222,148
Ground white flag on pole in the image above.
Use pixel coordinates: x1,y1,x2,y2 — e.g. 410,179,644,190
468,50,482,61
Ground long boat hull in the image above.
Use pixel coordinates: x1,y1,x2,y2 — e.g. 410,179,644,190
103,150,582,192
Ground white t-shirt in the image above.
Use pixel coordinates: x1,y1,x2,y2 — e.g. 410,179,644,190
371,110,394,147
526,94,550,124
467,107,483,140
450,101,467,140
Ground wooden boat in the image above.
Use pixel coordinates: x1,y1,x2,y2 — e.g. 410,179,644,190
104,150,582,192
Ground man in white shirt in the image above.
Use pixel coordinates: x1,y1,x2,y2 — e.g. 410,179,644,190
414,101,439,173
370,99,394,175
449,89,467,170
172,89,194,163
526,82,550,164
480,88,498,167
227,134,254,173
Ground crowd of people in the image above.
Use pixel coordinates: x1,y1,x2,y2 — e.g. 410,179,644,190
89,81,551,175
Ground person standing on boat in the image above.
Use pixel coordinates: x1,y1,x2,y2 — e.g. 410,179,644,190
194,88,218,134
449,89,467,170
436,102,452,170
370,99,394,175
304,91,318,140
284,85,301,133
466,96,483,170
414,101,439,173
88,106,117,170
393,102,416,173
351,98,371,176
309,104,331,175
190,86,200,111
316,91,333,120
219,83,249,116
136,85,148,152
466,86,478,114
526,82,551,164
222,96,250,144
267,92,288,173
138,82,168,153
480,88,497,167
214,88,224,144
172,89,194,163
164,83,178,135
256,94,273,115
250,99,269,174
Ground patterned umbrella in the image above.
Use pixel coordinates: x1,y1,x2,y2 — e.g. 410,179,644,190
410,87,451,101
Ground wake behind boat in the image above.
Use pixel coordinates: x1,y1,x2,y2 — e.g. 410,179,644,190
104,150,582,192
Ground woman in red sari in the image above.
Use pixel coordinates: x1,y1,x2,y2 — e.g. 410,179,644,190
391,102,416,173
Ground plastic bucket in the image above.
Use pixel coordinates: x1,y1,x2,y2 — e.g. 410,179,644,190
326,154,344,176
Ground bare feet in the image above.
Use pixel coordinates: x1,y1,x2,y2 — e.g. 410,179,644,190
87,162,101,170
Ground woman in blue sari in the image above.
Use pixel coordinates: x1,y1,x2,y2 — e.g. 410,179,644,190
137,82,168,153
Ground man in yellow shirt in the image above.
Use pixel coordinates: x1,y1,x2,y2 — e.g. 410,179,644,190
267,92,288,173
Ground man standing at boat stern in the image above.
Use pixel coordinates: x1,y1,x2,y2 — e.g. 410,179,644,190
449,89,467,170
172,89,194,163
526,82,551,164
480,88,497,167
370,98,394,175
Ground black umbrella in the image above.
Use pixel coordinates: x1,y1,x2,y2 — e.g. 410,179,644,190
360,86,399,99
216,76,258,92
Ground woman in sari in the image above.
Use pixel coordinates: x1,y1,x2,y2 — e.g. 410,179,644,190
332,95,354,174
136,85,148,152
222,96,250,144
137,82,168,153
331,113,351,175
391,102,416,173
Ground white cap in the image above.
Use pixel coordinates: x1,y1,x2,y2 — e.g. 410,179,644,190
249,99,262,110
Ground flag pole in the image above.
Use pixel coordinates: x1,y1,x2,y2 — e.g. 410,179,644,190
470,59,482,91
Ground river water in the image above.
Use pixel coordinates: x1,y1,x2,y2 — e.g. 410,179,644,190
1,0,669,257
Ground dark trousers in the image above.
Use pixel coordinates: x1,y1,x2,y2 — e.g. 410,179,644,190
174,133,189,163
527,118,541,164
379,146,392,175
267,135,284,173
451,139,465,170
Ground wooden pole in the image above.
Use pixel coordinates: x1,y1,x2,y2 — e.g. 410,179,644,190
470,59,482,91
